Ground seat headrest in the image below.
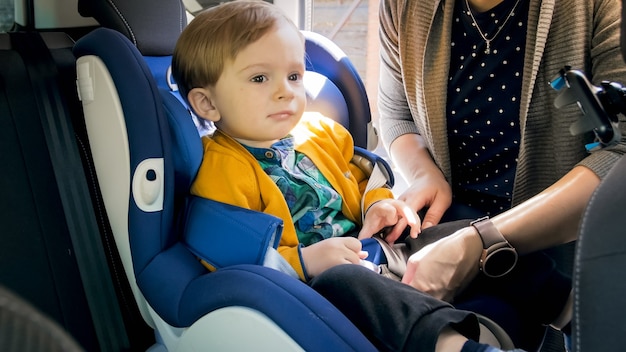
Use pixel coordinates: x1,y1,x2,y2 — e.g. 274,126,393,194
304,71,349,128
78,0,187,56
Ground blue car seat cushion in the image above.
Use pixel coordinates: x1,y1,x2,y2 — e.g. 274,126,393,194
138,252,375,350
181,264,376,351
74,18,379,351
145,56,176,90
158,88,203,191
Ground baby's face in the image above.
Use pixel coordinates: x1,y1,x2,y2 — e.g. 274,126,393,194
209,21,306,148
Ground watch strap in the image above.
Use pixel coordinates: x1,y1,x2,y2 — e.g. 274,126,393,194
470,216,507,249
470,217,517,277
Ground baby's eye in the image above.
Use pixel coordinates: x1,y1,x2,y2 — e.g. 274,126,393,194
251,75,268,83
288,73,302,81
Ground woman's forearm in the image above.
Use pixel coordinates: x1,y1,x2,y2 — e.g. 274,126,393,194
389,133,445,184
491,165,600,254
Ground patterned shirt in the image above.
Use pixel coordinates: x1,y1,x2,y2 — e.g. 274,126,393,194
244,137,357,246
447,0,529,215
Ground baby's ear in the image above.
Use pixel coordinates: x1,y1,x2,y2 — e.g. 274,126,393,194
187,88,220,122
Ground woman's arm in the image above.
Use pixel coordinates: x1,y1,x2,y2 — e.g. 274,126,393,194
402,165,600,301
492,165,599,253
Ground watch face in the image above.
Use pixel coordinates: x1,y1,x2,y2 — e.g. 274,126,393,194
484,247,518,278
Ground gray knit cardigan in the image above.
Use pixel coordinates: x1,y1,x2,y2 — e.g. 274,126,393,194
378,0,626,205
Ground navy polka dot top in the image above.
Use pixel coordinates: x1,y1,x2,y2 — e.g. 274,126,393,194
447,0,529,216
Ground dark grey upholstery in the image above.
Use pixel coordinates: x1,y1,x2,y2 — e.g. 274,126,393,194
78,0,186,55
572,155,626,351
0,286,84,352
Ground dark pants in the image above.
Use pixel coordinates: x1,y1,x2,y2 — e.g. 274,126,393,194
310,264,480,352
454,251,571,349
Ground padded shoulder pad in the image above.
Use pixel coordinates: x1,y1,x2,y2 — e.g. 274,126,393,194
182,196,283,269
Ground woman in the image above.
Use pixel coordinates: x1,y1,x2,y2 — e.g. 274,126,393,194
377,0,626,348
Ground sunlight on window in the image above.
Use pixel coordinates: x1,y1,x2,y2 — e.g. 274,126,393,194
0,0,12,32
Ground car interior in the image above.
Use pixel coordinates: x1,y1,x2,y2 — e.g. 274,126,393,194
1,0,625,351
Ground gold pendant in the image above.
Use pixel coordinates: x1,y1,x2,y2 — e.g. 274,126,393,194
484,41,491,54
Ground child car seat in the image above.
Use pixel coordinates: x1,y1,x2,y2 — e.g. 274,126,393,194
72,0,383,350
74,23,379,352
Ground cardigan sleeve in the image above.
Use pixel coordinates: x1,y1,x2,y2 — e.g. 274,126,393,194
575,0,626,179
377,0,422,150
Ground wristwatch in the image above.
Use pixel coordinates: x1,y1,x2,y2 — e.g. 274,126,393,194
470,217,518,278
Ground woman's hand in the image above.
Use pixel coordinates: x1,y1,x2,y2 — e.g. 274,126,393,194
301,237,367,278
401,227,482,302
358,199,420,244
398,172,452,229
388,133,452,229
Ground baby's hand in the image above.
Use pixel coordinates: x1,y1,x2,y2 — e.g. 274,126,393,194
301,237,367,278
358,199,420,244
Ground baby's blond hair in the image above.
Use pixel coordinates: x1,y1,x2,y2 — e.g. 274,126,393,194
172,0,301,103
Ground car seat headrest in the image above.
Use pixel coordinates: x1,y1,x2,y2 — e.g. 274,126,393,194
304,71,349,128
78,0,187,56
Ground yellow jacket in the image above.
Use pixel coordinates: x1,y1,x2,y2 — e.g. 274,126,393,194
191,112,393,280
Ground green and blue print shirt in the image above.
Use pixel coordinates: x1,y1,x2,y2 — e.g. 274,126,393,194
244,136,357,246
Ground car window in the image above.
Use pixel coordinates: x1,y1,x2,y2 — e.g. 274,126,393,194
0,0,13,32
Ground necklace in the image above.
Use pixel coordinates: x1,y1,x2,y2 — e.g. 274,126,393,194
464,0,523,54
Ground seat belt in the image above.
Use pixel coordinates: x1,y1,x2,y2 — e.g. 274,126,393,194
10,31,130,351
